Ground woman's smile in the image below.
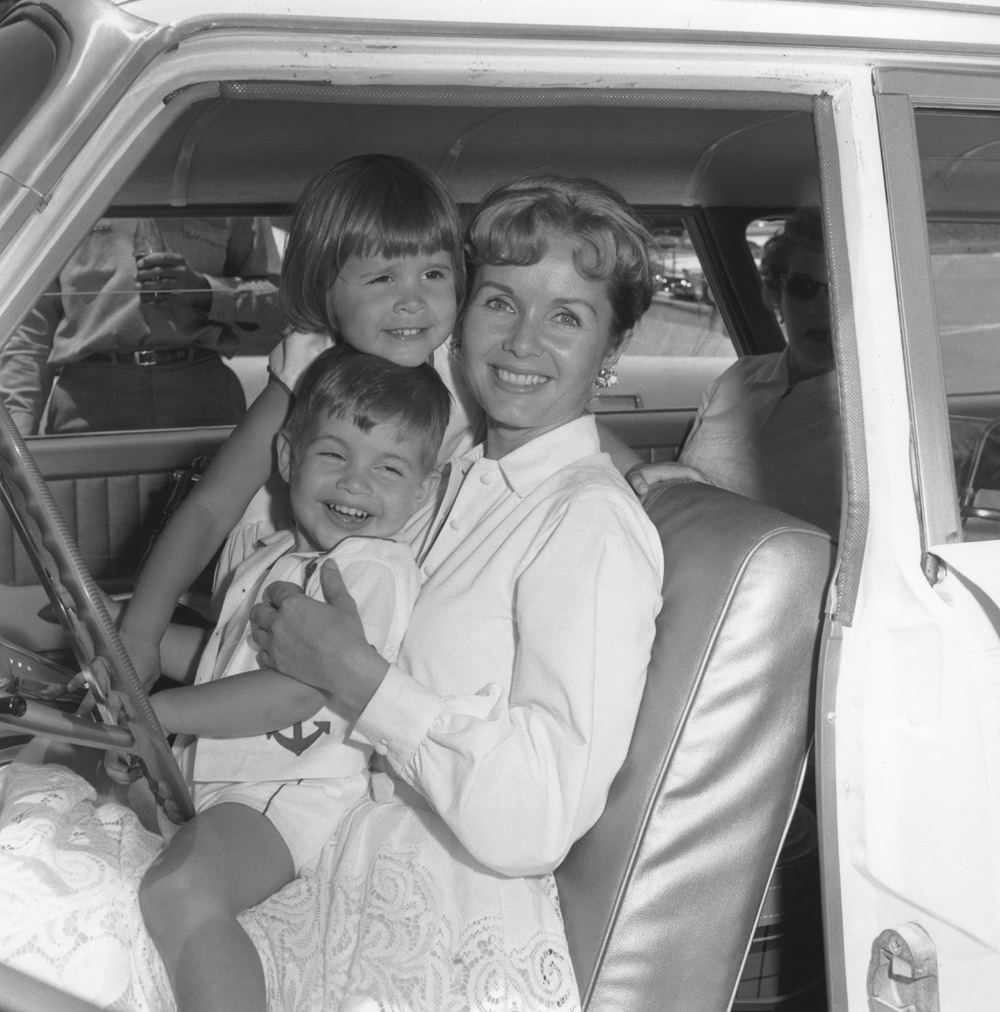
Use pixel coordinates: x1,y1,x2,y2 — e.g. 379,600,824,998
461,232,616,457
491,366,551,388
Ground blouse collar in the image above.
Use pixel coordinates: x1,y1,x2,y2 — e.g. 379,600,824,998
456,414,602,498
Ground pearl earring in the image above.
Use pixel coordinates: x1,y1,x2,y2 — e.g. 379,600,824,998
595,366,619,389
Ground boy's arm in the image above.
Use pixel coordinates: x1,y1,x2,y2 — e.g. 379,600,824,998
119,379,291,685
151,668,328,737
157,623,212,686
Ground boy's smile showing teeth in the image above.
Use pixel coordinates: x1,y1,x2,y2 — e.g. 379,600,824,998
278,411,439,554
326,502,372,524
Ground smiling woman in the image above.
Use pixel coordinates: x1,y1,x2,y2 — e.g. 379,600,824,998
242,175,665,1010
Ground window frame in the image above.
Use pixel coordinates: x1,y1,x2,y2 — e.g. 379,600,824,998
873,68,1000,556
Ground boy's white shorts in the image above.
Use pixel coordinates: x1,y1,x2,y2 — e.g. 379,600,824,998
193,774,370,872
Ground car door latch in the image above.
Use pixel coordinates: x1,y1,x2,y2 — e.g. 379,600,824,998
867,922,939,1012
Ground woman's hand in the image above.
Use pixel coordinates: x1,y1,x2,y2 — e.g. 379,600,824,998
250,560,389,720
625,461,713,497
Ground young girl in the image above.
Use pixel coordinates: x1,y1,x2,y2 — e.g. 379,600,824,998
120,154,653,688
119,153,471,684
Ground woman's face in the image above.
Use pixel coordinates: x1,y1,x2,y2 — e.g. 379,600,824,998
460,232,617,457
779,247,834,383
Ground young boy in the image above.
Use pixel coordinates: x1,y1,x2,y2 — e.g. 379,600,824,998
138,345,449,1012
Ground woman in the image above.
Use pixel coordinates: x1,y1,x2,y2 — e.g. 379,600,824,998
242,175,665,1011
679,208,843,537
0,175,663,1012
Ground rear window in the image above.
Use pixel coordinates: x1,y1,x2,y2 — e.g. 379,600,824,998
0,19,56,159
597,217,735,413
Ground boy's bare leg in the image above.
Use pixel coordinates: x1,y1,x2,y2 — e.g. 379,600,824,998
139,802,295,1012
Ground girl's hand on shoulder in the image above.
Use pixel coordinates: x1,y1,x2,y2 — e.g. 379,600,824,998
268,329,335,395
625,461,713,497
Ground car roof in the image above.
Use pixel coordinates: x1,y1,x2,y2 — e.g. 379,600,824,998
110,0,1000,51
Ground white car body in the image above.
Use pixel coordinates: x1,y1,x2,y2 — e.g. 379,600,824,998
4,1,1000,1009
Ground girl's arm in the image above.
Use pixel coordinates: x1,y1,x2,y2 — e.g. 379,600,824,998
594,417,642,474
151,668,327,737
119,379,291,685
594,417,709,495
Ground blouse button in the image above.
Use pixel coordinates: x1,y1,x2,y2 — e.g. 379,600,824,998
375,743,388,756
423,565,434,577
480,472,495,485
449,519,461,530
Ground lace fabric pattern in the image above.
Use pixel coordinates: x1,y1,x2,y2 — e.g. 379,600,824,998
1,764,581,1012
242,795,581,1012
0,762,172,1011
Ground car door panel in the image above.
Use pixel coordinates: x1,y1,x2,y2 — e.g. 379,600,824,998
0,426,230,652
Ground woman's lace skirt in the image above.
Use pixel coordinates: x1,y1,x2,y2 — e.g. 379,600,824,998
0,763,581,1012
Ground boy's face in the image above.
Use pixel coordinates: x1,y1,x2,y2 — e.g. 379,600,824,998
278,412,439,553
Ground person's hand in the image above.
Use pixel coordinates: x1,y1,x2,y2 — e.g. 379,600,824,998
625,461,713,497
250,560,388,719
136,252,212,312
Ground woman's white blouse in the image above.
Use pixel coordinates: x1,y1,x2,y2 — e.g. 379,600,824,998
353,415,664,877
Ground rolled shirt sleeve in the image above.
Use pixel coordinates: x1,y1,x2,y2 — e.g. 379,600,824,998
355,488,663,877
203,217,284,353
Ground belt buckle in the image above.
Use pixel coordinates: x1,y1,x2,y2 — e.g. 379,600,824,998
133,349,161,366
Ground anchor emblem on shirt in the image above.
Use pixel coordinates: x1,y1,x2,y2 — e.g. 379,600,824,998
267,721,331,756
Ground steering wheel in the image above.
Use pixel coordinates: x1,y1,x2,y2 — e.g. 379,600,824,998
0,401,194,823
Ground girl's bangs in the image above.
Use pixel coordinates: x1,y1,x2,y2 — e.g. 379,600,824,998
334,184,461,267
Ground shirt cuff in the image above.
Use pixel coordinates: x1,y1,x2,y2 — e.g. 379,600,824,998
352,664,444,768
204,276,233,324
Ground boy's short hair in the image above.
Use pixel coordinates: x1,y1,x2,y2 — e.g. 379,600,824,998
284,345,451,470
464,175,658,353
281,154,465,335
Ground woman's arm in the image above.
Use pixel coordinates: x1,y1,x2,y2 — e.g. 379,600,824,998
252,492,664,877
119,379,290,684
151,668,327,737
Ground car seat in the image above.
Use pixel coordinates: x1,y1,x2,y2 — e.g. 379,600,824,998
555,479,835,1012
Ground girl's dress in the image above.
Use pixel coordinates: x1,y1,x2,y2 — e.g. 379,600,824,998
0,415,663,1012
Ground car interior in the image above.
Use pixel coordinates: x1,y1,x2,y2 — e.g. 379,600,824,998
1,83,850,1010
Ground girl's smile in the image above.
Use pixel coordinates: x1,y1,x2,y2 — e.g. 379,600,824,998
329,250,458,367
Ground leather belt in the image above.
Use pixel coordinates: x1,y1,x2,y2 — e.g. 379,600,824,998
80,347,218,367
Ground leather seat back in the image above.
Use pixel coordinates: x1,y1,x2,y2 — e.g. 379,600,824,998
555,480,835,1012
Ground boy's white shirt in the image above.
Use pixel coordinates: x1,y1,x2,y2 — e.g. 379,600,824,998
175,532,420,784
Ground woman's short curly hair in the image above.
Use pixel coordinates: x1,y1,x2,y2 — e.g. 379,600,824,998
759,207,826,311
464,175,658,353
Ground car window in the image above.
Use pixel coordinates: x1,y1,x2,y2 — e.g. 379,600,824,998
593,217,735,414
914,108,1000,538
0,215,287,437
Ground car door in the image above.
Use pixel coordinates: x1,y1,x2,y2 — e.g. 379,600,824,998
813,65,1000,1012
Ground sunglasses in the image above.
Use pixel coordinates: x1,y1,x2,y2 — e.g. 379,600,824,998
779,272,830,301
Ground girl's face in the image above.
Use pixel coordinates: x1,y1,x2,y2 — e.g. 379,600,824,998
460,232,619,458
328,249,458,367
